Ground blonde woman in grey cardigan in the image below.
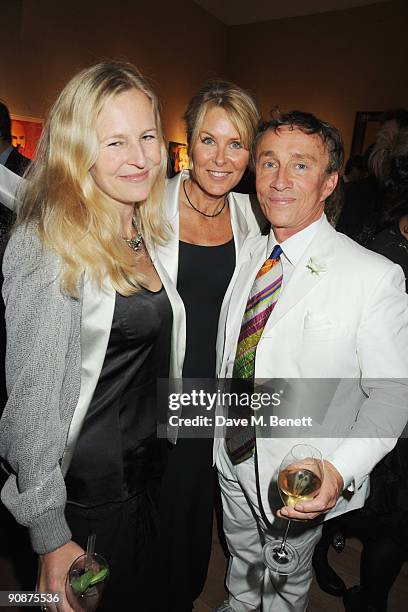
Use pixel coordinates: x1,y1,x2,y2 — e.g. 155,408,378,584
0,62,184,611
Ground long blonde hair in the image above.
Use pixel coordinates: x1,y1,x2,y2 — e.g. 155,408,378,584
18,61,168,296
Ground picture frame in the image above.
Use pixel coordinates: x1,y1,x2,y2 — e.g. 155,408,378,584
10,114,44,160
349,111,383,157
168,141,190,178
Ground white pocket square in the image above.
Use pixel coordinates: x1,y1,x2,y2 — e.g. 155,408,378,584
303,312,335,331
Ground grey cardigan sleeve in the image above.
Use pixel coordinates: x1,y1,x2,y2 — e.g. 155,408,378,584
0,224,81,554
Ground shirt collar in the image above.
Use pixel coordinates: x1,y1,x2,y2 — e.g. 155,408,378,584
266,214,325,265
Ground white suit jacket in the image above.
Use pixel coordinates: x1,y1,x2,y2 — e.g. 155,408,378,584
0,163,20,210
215,216,408,520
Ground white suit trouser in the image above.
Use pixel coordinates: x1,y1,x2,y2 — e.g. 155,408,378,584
217,443,322,612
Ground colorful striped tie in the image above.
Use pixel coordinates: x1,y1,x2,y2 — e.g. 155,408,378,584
233,244,283,380
225,245,283,465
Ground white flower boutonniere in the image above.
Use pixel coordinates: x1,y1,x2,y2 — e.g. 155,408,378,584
306,257,327,276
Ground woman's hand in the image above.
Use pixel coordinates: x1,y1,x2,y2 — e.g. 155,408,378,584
38,540,85,611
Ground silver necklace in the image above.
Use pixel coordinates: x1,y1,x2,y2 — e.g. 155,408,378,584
123,216,143,252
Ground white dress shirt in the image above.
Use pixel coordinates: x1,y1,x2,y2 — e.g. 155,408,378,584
266,214,324,291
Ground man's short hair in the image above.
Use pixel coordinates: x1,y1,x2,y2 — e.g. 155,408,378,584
0,101,12,144
252,110,344,174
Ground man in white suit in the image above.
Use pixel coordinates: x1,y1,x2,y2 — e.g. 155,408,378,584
214,111,408,611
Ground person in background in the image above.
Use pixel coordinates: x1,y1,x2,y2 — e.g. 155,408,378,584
156,80,263,612
319,128,408,612
0,102,30,176
0,101,30,237
369,127,408,286
343,155,366,184
0,61,185,612
320,144,366,231
336,108,408,245
325,154,366,227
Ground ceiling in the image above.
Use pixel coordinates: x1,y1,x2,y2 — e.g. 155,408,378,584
193,0,389,26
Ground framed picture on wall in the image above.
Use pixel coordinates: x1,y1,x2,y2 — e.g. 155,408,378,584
10,114,43,160
168,141,190,178
350,111,383,157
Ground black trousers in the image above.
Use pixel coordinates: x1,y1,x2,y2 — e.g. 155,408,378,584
342,510,407,611
66,485,160,612
156,438,216,612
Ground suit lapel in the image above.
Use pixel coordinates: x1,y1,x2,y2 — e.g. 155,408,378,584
229,191,251,255
262,219,338,333
216,193,256,367
154,172,187,284
0,163,23,212
62,276,116,474
150,248,186,380
220,237,268,374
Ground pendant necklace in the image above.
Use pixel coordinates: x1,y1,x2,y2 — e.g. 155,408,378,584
123,215,143,252
183,180,227,218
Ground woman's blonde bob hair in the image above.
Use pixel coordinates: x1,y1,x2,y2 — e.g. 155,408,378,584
18,61,168,297
183,80,261,156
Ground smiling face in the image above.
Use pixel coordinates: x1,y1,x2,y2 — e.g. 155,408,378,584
255,126,338,241
190,105,249,197
91,89,162,212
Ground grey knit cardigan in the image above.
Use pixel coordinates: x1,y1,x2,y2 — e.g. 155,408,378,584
0,224,82,554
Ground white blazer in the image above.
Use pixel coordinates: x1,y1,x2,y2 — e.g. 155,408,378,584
62,248,186,471
215,217,408,520
0,163,20,211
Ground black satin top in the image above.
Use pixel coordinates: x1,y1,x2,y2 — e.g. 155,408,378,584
177,239,235,378
66,286,172,506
